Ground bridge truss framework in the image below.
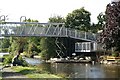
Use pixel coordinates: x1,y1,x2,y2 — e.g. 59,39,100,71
0,16,97,58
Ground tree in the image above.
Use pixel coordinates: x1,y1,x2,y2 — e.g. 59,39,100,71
49,16,66,58
40,16,65,60
90,12,106,33
65,7,91,31
9,37,26,56
90,23,98,33
8,18,40,65
25,37,41,58
40,37,56,60
99,2,120,52
49,16,65,23
23,19,41,57
0,38,10,52
97,12,106,30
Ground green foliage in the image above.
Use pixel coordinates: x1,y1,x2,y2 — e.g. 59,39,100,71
3,54,13,65
18,56,28,66
0,48,8,52
22,19,41,57
40,50,49,60
12,66,62,78
90,12,106,33
112,51,119,57
49,16,65,23
1,11,103,62
99,2,120,52
90,23,98,33
0,38,10,52
9,19,41,58
25,37,41,58
25,18,39,22
40,37,56,60
97,12,106,30
9,37,18,54
48,16,67,59
3,54,28,66
57,73,68,78
65,7,91,31
39,16,65,60
9,37,26,56
6,37,28,66
0,38,10,48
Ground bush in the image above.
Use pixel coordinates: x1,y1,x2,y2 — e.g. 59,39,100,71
118,60,120,62
3,54,13,65
3,54,28,66
23,51,38,58
112,51,119,57
40,50,49,60
0,48,8,52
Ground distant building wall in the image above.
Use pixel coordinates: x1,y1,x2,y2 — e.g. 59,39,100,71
75,42,97,52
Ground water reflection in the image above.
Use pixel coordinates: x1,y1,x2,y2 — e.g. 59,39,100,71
102,65,120,78
24,58,120,78
37,63,120,78
24,57,42,65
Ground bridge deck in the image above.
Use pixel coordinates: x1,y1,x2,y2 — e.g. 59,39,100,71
0,22,96,42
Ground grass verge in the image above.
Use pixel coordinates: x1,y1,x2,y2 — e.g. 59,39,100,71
0,71,2,79
0,62,2,79
11,66,63,78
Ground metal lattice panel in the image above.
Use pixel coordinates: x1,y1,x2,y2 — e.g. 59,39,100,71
0,21,96,42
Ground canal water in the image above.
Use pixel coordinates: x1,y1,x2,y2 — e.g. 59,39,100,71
25,57,120,78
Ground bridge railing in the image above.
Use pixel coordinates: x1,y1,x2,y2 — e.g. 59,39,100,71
0,22,66,37
68,28,96,41
0,22,96,41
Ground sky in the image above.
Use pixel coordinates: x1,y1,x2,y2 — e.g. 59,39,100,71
0,0,111,23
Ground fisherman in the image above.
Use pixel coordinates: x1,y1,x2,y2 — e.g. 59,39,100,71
12,54,19,66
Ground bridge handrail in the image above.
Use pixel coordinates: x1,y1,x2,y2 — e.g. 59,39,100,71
0,22,65,25
0,22,96,42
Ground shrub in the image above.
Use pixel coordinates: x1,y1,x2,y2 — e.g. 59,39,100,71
23,51,38,58
3,54,28,66
40,50,49,60
112,51,119,57
0,48,8,52
3,54,13,65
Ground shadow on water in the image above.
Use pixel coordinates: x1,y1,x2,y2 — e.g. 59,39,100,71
25,57,120,78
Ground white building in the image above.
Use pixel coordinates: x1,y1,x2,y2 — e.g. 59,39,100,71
75,42,97,52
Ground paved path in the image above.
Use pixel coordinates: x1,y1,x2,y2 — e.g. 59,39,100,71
2,67,28,79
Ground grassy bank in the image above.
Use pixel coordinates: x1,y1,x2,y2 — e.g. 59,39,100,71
0,62,3,79
11,66,64,78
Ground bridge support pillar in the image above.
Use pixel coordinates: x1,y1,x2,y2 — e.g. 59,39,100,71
66,38,75,57
55,37,75,58
55,37,66,58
